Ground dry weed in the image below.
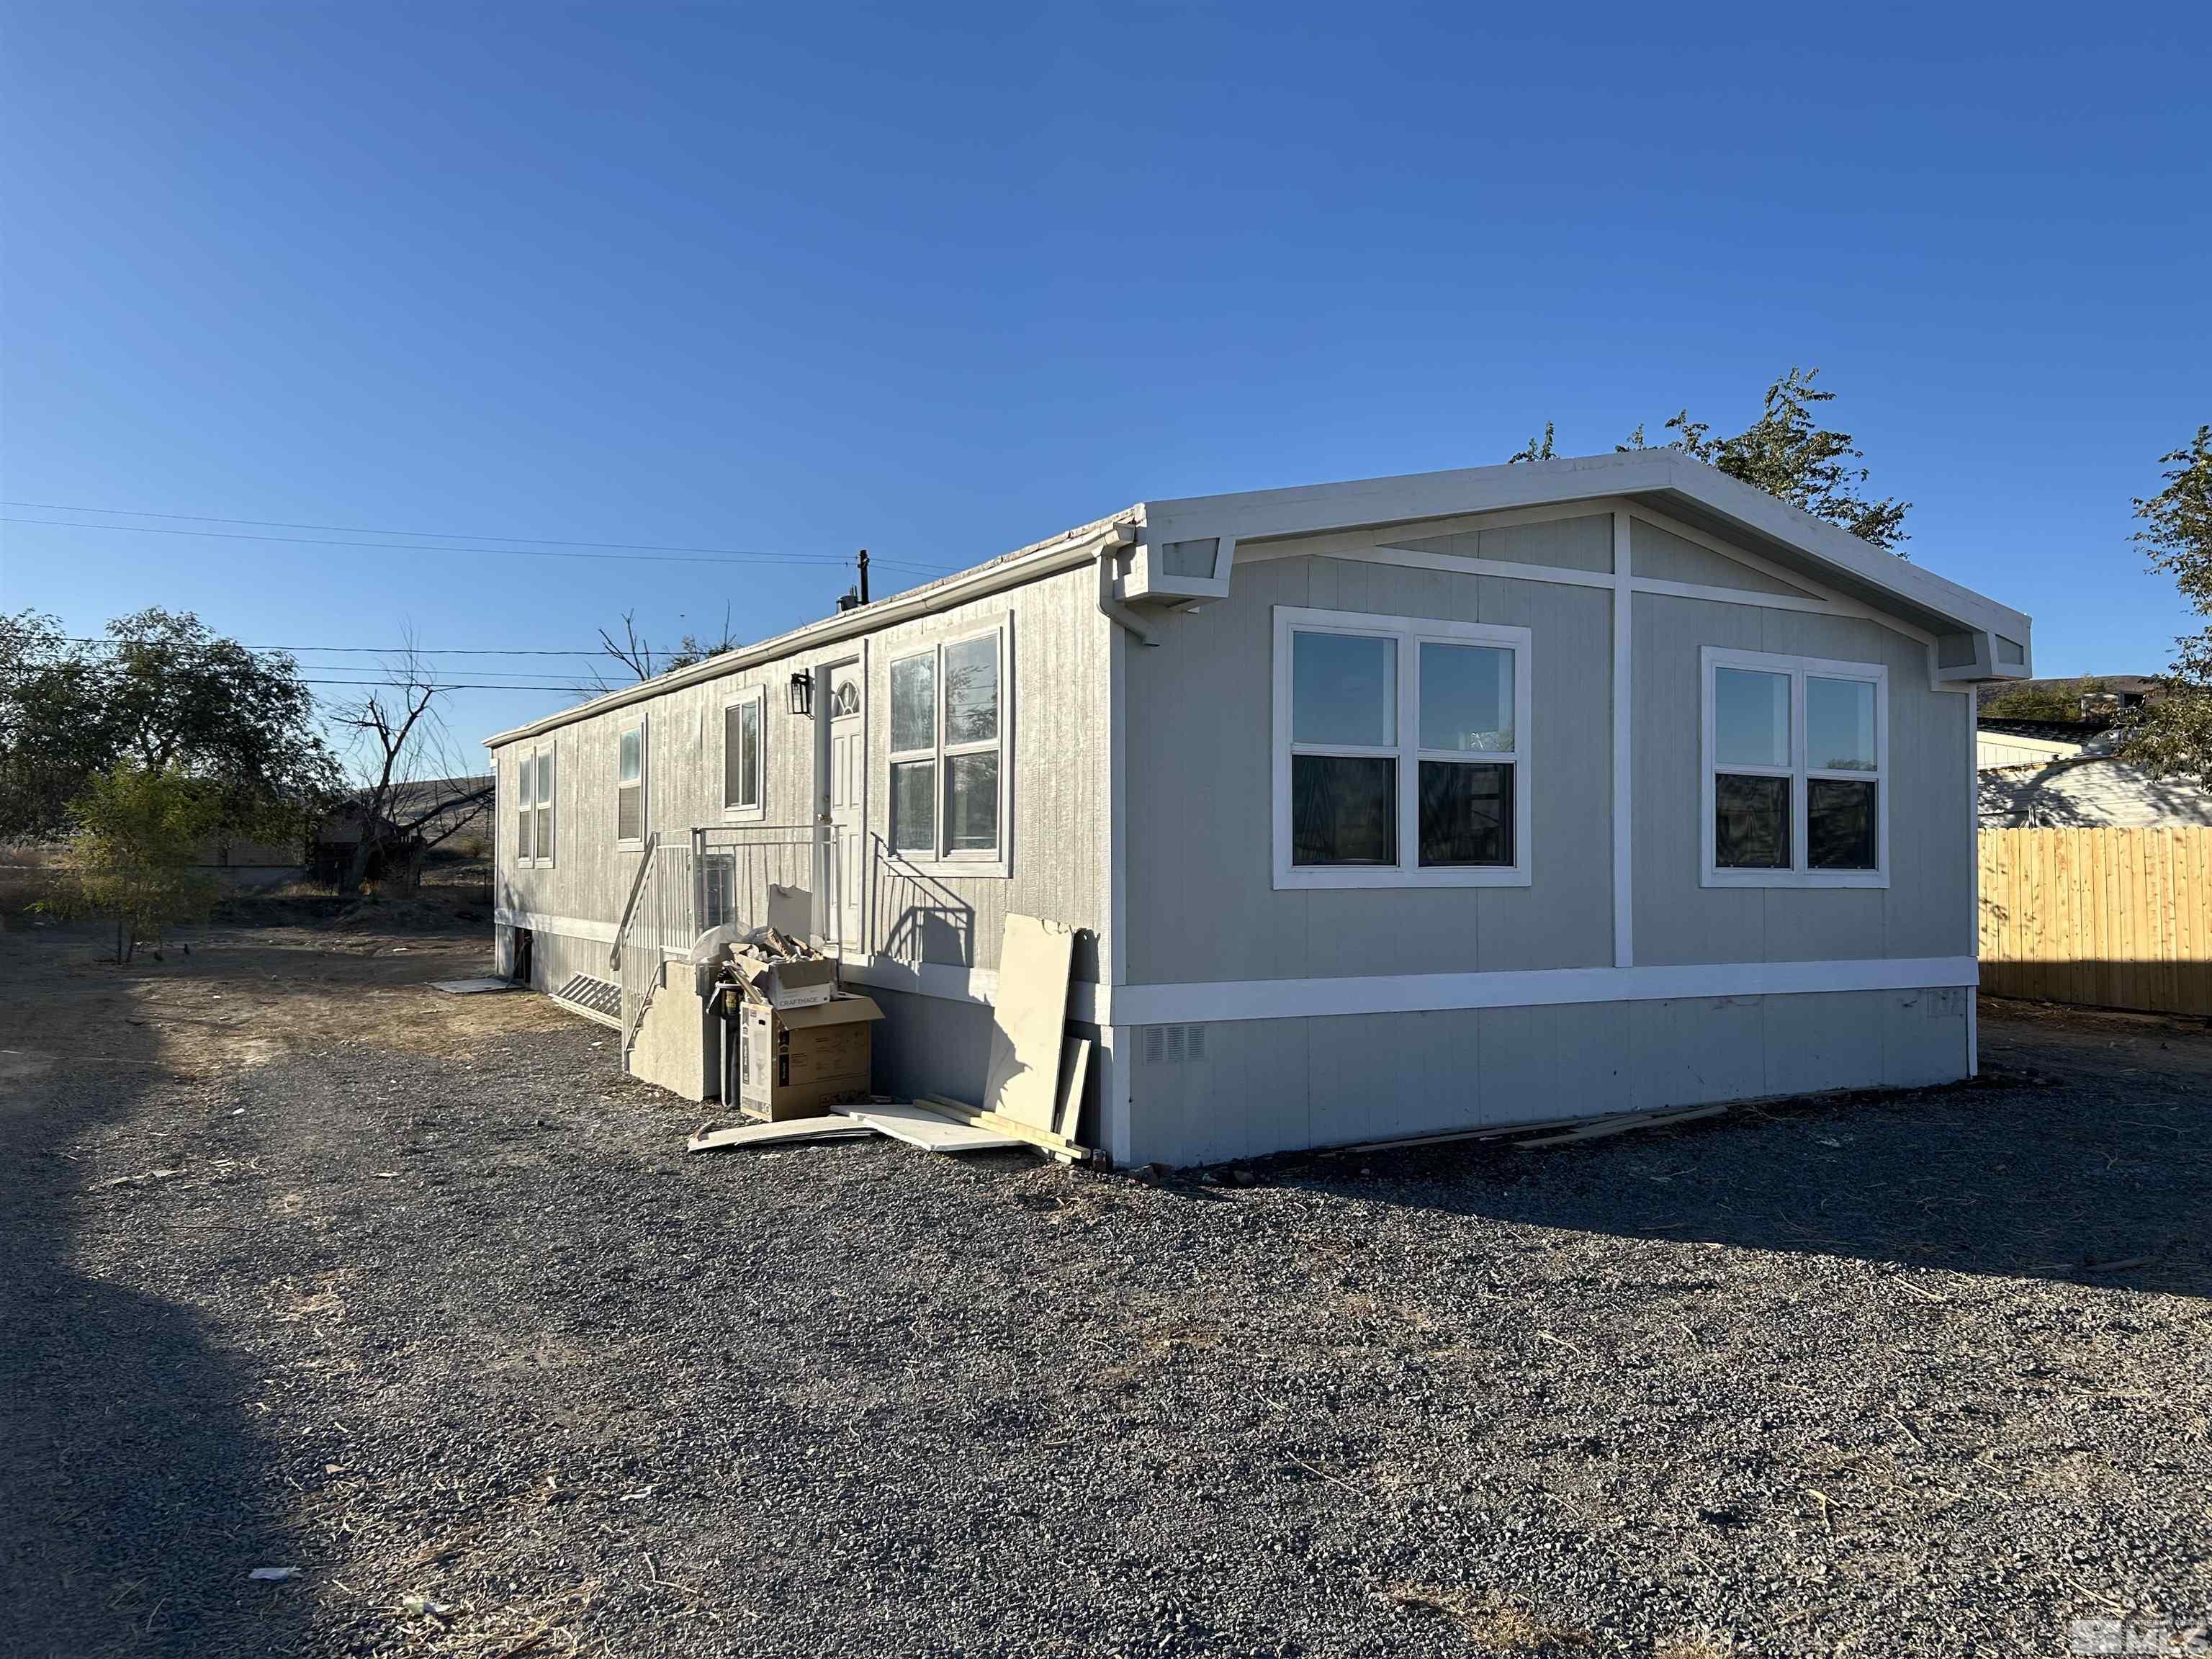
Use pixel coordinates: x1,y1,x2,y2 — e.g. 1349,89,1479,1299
1382,1583,1594,1652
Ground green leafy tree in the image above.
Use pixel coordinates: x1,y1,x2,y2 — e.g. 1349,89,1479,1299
0,607,337,842
2118,425,2212,788
0,611,107,839
1509,421,1557,464
39,764,225,963
1979,677,2112,724
1510,368,1910,551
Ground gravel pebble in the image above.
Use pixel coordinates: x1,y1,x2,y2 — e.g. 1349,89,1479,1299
4,929,2208,1657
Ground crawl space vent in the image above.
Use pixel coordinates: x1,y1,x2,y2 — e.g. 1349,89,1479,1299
1143,1024,1207,1065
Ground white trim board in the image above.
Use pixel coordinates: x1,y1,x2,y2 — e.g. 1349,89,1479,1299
1108,956,1977,1028
495,912,1967,1031
495,907,619,945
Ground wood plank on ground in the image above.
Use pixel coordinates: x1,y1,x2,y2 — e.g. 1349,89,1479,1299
1055,1035,1093,1140
686,1118,879,1153
832,1101,1028,1154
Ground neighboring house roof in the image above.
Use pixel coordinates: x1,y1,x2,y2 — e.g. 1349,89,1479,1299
1979,757,2212,829
1977,716,2109,746
486,449,2034,748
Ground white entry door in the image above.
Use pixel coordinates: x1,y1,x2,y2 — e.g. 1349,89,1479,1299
827,662,866,950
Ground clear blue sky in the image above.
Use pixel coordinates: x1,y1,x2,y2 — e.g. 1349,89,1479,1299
3,3,2206,768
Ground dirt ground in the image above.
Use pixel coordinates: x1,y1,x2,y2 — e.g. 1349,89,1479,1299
2,918,2208,1658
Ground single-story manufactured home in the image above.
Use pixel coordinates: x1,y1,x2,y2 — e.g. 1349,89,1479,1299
486,450,2033,1166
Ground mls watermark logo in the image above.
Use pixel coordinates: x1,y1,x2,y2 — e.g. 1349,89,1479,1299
2069,1612,2212,1655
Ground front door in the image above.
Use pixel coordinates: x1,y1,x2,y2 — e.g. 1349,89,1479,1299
826,661,866,950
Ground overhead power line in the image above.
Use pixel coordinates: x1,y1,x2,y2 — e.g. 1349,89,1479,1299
1,513,951,574
59,636,616,657
301,680,591,693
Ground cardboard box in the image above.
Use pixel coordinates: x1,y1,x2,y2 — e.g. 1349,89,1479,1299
733,994,883,1120
728,950,837,1010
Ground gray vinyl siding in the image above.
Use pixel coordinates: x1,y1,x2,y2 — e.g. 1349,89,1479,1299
1629,594,1974,967
1389,510,1614,572
857,570,1110,978
1123,549,1616,985
1125,986,1969,1166
1632,517,1818,595
491,560,1111,981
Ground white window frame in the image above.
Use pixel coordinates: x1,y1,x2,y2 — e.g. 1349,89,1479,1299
615,716,649,850
513,744,555,868
1701,646,1888,890
1271,606,1534,891
721,686,767,821
885,617,1012,880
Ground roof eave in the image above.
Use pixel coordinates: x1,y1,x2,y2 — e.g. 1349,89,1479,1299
482,507,1141,750
1141,449,2031,646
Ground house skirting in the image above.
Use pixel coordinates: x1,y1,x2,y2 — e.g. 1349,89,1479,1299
498,912,1976,1166
1115,985,1974,1167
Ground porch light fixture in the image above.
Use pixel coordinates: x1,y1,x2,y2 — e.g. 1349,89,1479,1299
788,670,813,717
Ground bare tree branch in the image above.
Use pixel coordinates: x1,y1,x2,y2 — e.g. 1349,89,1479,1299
331,634,451,894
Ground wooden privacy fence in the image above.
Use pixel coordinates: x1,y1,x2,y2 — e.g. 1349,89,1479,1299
1979,826,2212,1016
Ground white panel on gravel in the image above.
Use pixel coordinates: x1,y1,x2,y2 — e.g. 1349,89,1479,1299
835,1101,1027,1154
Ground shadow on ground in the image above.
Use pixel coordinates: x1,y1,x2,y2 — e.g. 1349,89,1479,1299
0,935,310,1658
1226,1024,2212,1302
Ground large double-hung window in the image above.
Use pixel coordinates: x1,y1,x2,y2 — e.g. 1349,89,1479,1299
887,621,1010,875
1272,607,1532,889
1702,647,1887,888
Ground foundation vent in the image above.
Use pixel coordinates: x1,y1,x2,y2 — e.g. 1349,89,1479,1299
1143,1023,1208,1065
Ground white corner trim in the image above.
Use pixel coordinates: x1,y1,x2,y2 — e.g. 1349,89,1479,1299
1611,511,1634,968
1107,956,1978,1028
1962,687,1981,1080
1104,612,1132,1162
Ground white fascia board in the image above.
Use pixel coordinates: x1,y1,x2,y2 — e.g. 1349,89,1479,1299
1141,450,2031,652
482,508,1139,750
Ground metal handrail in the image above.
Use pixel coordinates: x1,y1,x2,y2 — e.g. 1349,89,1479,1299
609,829,661,972
614,835,698,1059
692,822,846,958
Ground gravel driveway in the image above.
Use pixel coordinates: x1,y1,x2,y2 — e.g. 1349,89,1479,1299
4,922,2208,1658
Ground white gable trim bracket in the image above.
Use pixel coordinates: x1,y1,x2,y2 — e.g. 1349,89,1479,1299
1933,626,2033,685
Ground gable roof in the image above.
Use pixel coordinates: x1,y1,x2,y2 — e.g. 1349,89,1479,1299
1143,449,2029,647
487,451,2028,748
